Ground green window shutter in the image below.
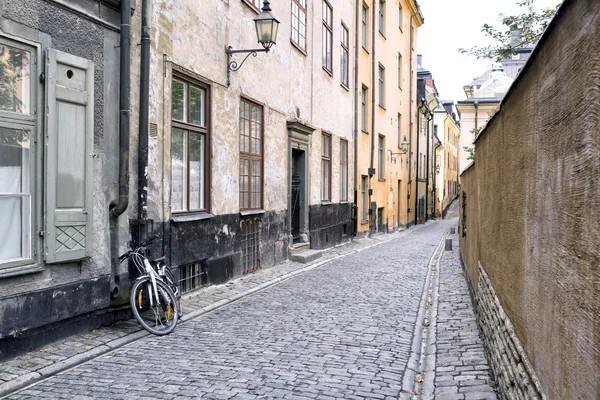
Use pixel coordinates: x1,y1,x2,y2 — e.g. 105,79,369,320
44,49,94,264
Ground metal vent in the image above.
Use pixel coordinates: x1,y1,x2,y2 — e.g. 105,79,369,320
149,122,158,138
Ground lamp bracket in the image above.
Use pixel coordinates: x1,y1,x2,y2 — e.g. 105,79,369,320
226,46,270,86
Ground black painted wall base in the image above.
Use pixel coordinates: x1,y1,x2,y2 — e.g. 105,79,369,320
308,203,353,250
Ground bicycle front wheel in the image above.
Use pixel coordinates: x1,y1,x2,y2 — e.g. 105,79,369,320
130,277,179,335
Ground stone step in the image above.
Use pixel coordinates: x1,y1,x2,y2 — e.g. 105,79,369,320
291,242,311,253
289,249,322,263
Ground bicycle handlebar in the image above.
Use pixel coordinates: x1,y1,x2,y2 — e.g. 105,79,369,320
119,235,161,262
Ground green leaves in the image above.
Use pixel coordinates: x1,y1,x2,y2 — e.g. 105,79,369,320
458,0,560,60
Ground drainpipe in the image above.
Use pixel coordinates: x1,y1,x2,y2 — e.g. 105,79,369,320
425,111,433,220
108,0,131,299
414,100,423,226
474,100,479,136
138,0,151,223
353,0,359,236
408,11,418,225
369,0,376,233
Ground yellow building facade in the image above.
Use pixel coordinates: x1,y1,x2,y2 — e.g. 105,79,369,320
433,102,460,215
356,0,423,234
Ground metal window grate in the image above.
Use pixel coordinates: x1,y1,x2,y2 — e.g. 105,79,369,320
178,261,207,294
242,220,261,274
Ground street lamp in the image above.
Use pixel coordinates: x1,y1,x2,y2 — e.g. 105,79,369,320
390,136,409,161
226,0,280,86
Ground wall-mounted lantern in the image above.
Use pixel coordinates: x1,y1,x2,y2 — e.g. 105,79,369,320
390,136,409,161
226,0,280,86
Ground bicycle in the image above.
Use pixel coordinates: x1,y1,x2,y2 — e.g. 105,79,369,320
119,236,182,335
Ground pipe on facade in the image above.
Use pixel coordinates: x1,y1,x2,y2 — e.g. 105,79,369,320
353,0,360,236
108,0,131,299
414,99,424,226
424,111,432,221
110,0,131,219
408,11,419,225
138,0,151,222
369,0,377,234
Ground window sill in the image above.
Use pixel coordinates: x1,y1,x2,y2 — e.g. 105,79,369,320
240,209,266,216
0,264,44,279
361,219,368,225
323,67,333,77
341,83,350,92
321,201,333,206
291,41,307,56
378,178,386,182
172,213,215,222
361,130,369,134
362,47,369,54
339,200,349,204
379,105,386,110
379,31,386,39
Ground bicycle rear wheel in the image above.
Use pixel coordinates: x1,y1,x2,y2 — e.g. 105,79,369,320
130,277,179,335
159,264,183,317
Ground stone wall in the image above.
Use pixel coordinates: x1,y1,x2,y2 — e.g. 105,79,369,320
475,264,544,400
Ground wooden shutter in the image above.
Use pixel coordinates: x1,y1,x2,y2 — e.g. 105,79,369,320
44,49,94,263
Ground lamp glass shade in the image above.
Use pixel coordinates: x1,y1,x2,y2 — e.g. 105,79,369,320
254,12,280,49
401,138,409,154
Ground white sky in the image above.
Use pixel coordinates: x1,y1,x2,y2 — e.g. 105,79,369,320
416,0,561,102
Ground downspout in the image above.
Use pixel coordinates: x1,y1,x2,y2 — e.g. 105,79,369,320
138,0,151,223
353,0,359,236
474,100,479,135
369,0,376,233
425,111,431,221
414,101,422,226
408,11,419,225
108,0,131,298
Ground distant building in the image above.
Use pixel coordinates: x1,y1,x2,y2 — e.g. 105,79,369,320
433,101,460,217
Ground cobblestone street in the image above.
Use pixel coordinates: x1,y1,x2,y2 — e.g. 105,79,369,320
2,209,498,399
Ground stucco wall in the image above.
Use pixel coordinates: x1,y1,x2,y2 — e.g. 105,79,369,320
459,0,600,397
0,0,121,339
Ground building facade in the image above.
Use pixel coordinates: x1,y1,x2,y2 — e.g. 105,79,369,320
356,0,423,234
0,0,128,359
433,100,460,216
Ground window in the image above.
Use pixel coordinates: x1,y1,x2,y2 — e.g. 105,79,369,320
322,1,333,74
291,0,307,52
398,4,403,30
397,113,402,145
361,176,368,222
340,23,349,88
340,139,348,201
171,74,210,213
378,64,385,108
397,53,402,87
321,132,332,201
379,0,385,36
1,38,35,269
378,135,385,180
239,98,263,210
1,39,96,271
362,4,368,50
242,0,264,13
361,85,368,132
241,219,260,273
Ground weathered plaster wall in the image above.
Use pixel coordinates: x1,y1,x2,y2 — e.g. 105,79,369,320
459,0,600,397
0,0,121,338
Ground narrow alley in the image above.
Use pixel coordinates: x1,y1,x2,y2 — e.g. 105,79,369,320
1,211,497,399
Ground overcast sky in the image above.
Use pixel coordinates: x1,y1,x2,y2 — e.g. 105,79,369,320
416,0,561,102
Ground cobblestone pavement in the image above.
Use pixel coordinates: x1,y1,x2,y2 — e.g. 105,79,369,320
2,204,498,399
433,233,498,400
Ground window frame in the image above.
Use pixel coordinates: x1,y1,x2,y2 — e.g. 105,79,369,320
340,139,348,201
397,113,402,148
239,96,264,211
171,68,212,215
378,0,386,36
378,63,385,108
322,0,333,75
291,0,307,54
398,4,403,31
361,175,368,223
361,85,368,133
321,131,332,202
378,135,385,180
397,53,402,88
362,3,369,51
340,22,349,89
0,35,41,273
241,0,264,13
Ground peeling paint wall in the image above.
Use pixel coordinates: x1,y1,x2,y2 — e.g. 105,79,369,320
459,0,600,397
0,0,122,348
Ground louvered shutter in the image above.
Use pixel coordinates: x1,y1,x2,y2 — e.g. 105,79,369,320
44,49,94,263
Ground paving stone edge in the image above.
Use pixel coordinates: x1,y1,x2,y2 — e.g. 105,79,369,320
399,229,448,400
